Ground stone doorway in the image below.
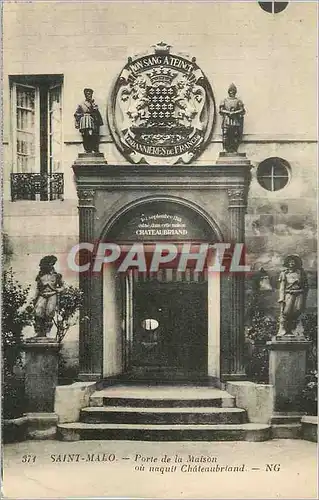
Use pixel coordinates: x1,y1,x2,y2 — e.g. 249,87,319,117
103,259,220,383
72,163,252,382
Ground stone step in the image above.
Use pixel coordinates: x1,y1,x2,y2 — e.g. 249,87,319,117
271,413,303,425
271,423,302,439
80,406,247,425
57,422,271,442
301,416,318,442
90,386,235,408
270,414,304,439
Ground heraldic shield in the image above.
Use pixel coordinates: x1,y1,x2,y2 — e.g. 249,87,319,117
108,43,216,165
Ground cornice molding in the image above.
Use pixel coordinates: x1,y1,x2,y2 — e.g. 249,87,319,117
73,164,251,192
64,133,318,145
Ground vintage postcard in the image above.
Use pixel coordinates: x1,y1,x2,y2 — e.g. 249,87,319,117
1,1,318,499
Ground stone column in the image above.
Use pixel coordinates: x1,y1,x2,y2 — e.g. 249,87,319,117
223,186,247,380
77,188,100,380
268,337,310,412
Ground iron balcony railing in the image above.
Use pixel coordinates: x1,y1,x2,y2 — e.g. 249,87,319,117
11,173,64,201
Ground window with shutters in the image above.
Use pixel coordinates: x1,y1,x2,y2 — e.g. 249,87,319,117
10,75,64,201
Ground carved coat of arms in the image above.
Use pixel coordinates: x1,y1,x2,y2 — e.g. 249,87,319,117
108,43,216,165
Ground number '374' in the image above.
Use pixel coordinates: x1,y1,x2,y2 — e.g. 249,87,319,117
21,455,37,463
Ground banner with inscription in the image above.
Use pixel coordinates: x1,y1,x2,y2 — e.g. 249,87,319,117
107,202,212,241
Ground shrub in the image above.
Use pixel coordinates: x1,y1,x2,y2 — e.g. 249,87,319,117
54,285,83,383
301,370,318,415
245,302,277,383
300,312,318,415
303,311,317,369
55,285,83,344
2,269,33,418
245,309,277,343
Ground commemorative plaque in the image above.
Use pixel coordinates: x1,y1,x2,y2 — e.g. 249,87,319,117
108,42,216,165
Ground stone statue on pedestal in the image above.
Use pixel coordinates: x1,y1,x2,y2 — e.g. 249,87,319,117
34,255,64,338
277,255,308,337
219,83,245,153
74,88,104,153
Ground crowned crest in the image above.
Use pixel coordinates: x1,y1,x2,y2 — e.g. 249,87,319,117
153,41,171,54
108,44,216,165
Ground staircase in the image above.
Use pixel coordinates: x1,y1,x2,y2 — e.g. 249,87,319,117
57,385,271,441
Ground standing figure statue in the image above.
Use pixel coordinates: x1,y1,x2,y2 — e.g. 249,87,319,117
219,83,245,153
34,255,64,337
74,88,104,153
277,255,308,337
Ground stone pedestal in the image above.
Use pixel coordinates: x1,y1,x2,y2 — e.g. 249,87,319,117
267,337,310,412
23,338,59,412
73,152,107,165
216,152,251,165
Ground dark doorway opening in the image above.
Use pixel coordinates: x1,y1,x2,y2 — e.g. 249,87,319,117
127,273,208,381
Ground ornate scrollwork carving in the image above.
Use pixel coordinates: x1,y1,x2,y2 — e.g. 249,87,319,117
77,189,95,207
227,187,246,208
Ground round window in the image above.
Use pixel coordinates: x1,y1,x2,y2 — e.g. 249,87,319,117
258,2,289,14
257,157,290,192
141,319,159,331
